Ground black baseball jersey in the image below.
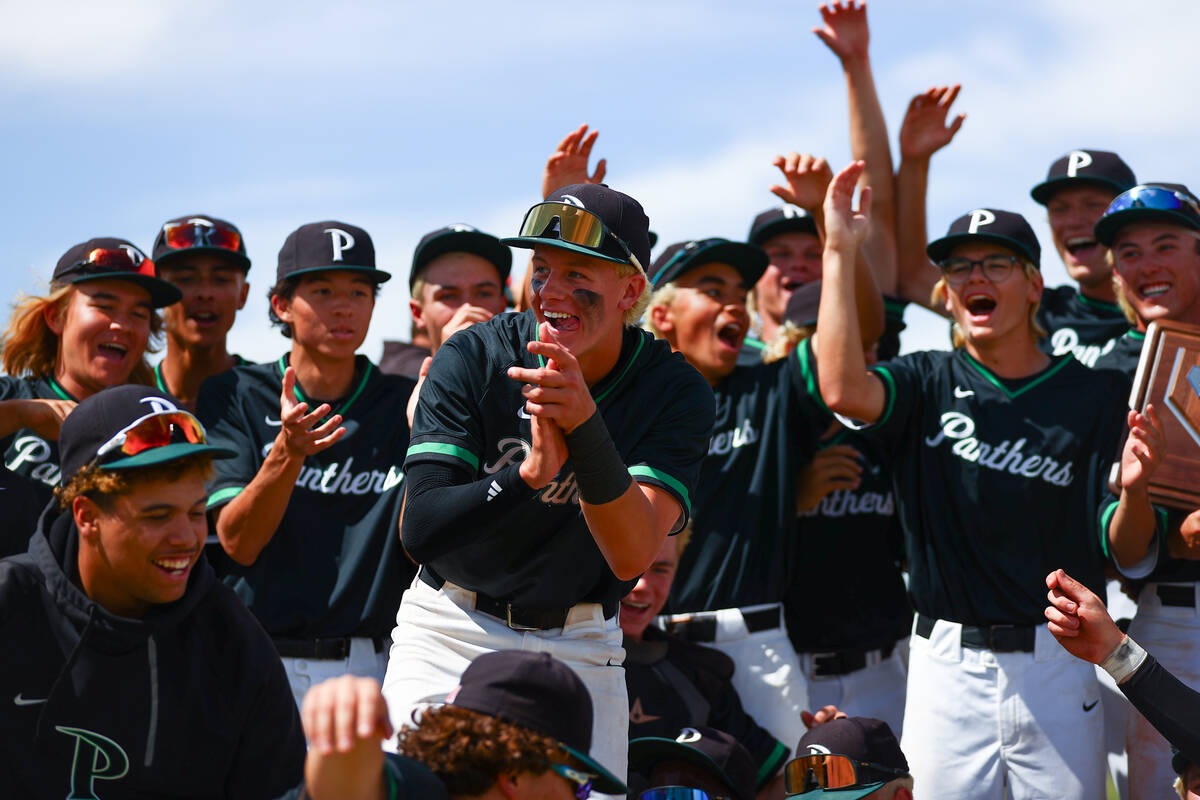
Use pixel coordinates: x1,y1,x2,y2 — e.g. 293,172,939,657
152,354,249,394
860,349,1127,626
784,344,911,650
1093,329,1145,383
406,310,713,609
0,376,76,505
624,627,789,789
196,356,415,639
1037,285,1130,367
669,348,823,612
738,335,766,366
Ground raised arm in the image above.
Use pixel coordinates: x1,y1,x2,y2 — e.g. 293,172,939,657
541,124,607,200
895,86,965,313
1108,405,1165,569
772,154,884,347
814,0,897,293
814,162,887,422
214,367,346,566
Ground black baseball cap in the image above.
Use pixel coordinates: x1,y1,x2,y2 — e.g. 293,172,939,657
629,727,756,800
54,238,181,308
409,224,512,291
648,238,768,290
782,280,823,328
152,214,251,272
1030,149,1137,205
1172,746,1196,777
276,221,391,284
502,184,652,272
748,206,819,246
926,209,1041,268
1094,183,1200,246
790,718,908,799
446,650,627,795
59,385,235,484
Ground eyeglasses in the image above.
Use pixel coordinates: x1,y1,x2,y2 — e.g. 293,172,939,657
548,763,595,800
517,201,644,272
1107,186,1200,219
938,254,1022,286
161,219,242,253
69,247,157,278
95,410,209,463
783,754,909,794
640,787,724,800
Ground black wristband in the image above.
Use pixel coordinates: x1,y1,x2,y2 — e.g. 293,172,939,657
564,410,632,505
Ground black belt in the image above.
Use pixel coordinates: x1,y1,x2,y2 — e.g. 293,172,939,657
273,636,388,660
1157,584,1196,608
419,567,617,631
808,641,897,677
664,606,780,643
915,613,1035,653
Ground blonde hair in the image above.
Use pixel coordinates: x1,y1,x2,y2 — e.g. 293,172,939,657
642,282,678,339
763,320,814,364
2,284,161,385
620,262,651,326
930,262,1046,348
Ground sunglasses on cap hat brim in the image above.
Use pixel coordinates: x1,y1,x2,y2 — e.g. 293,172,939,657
783,753,908,798
58,248,182,308
640,788,728,800
1096,185,1200,245
93,409,236,471
157,218,251,271
503,201,644,273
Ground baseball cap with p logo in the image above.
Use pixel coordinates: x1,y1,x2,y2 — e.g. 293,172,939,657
275,221,392,284
53,237,182,308
1031,149,1137,205
926,208,1041,268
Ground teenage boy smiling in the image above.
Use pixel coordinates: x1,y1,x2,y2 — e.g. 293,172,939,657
197,221,415,707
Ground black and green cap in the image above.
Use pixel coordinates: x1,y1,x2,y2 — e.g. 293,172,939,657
1094,183,1200,246
409,224,512,291
53,237,181,308
152,214,251,272
1030,149,1136,205
276,221,391,284
59,385,235,485
503,184,651,271
927,208,1041,268
629,727,756,800
748,205,818,245
648,238,768,290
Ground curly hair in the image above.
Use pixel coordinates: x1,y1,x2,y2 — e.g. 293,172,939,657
2,283,161,384
56,454,215,511
395,705,585,796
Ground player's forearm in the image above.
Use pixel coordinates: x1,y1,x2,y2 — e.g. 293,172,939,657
0,400,33,439
844,59,899,294
303,746,386,800
1109,488,1158,569
852,244,885,348
894,157,944,314
815,246,881,422
216,445,304,566
582,482,676,581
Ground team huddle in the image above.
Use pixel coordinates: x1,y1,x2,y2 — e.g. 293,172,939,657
3,3,1200,800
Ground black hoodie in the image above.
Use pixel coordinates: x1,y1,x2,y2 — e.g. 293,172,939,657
0,504,304,798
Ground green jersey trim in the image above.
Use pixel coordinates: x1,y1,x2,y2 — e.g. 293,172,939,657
758,740,790,786
208,485,244,509
961,351,1074,399
153,362,168,392
406,442,480,471
870,365,898,427
743,336,766,351
1099,500,1118,559
46,376,76,402
1127,330,1146,342
594,334,645,403
1077,293,1122,314
276,356,375,418
795,340,831,414
629,465,691,514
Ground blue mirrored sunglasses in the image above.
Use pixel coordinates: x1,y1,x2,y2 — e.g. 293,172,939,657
1107,186,1200,218
640,788,720,800
549,763,595,800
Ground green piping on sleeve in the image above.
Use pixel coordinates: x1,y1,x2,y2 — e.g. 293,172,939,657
629,466,691,514
872,366,898,427
207,486,244,509
406,442,480,471
757,740,789,787
1099,500,1119,559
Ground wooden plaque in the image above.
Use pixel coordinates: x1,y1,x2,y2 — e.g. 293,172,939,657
1130,319,1200,510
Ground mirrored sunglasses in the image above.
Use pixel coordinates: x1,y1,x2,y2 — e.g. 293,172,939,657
95,410,209,463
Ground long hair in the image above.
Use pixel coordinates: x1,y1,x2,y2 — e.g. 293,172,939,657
2,284,160,385
930,262,1047,349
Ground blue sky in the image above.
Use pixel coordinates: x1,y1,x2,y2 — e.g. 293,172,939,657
4,0,1198,361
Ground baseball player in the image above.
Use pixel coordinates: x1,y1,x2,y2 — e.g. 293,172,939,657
1030,150,1137,365
381,183,714,786
815,161,1128,798
0,238,179,512
196,220,415,707
150,214,253,409
0,384,303,798
1092,183,1200,798
644,231,882,752
788,716,912,800
745,204,824,362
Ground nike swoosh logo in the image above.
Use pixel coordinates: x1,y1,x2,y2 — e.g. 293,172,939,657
265,416,283,426
1083,700,1099,712
13,694,46,706
954,386,975,399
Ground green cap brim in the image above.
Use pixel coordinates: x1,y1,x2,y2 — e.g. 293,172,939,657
285,265,392,283
500,236,634,268
101,442,238,470
66,272,183,308
563,744,629,795
653,241,767,290
788,782,883,799
1094,208,1200,247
